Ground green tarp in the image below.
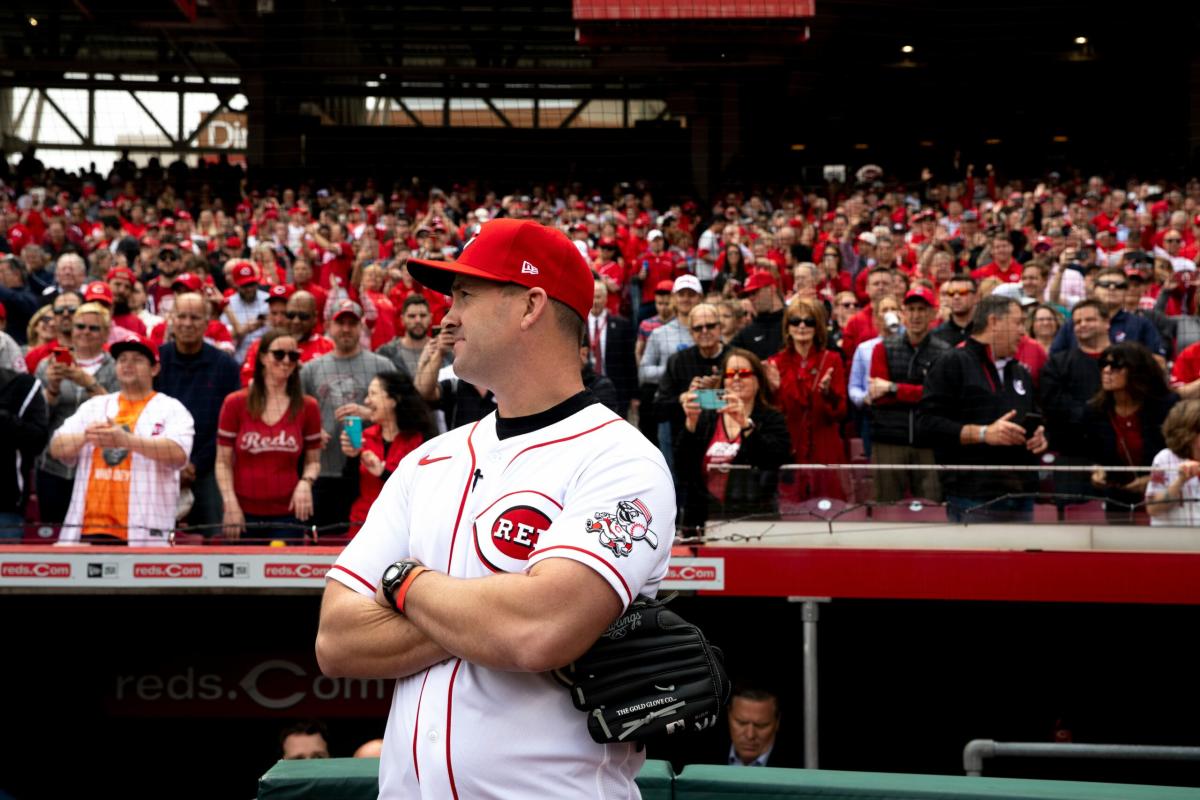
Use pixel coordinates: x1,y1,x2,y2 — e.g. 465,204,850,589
258,758,1199,800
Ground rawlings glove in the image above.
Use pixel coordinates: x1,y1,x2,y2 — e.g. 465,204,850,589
554,594,730,744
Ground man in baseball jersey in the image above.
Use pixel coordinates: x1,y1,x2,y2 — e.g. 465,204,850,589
317,218,675,799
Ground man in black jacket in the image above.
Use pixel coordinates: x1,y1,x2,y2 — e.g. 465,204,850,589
1040,299,1110,506
868,286,950,502
730,271,784,359
0,366,49,537
931,275,977,348
585,280,637,416
918,295,1048,522
655,303,727,453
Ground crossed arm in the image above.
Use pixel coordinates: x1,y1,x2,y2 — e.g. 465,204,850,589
316,557,622,679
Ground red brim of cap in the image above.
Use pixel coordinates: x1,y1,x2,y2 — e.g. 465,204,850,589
407,257,498,298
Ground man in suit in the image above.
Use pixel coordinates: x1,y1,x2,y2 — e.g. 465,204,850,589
660,683,801,771
585,279,637,417
722,685,799,768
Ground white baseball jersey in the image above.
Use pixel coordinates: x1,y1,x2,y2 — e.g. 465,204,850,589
329,394,675,799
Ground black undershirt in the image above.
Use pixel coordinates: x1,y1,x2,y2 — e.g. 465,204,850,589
495,390,599,440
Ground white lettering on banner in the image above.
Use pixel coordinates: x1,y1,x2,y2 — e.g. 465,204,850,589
1,562,71,578
133,563,204,579
240,431,299,454
661,558,725,591
264,563,329,579
113,661,387,709
666,565,718,581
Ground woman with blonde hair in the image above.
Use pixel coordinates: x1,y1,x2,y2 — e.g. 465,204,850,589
23,305,57,354
33,301,119,522
1146,399,1200,525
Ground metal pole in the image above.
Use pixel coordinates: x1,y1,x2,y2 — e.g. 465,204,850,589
802,600,819,769
964,739,1200,777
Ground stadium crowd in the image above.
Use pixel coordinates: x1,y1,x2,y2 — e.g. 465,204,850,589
3,153,1200,541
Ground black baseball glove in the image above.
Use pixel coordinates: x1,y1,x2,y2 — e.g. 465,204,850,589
554,594,730,744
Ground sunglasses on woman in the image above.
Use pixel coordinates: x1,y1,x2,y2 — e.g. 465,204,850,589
788,316,818,328
268,349,301,363
724,368,755,380
1100,358,1126,371
74,323,103,333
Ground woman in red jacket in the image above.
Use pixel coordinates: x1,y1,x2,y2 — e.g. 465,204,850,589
340,370,436,535
766,296,848,501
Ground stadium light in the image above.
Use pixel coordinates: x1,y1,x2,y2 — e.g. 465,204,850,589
1074,36,1087,45
901,45,914,54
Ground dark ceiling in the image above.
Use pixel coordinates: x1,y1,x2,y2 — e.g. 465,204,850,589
2,1,1198,186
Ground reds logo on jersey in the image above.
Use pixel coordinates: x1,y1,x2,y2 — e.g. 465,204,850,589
472,490,562,574
587,499,658,558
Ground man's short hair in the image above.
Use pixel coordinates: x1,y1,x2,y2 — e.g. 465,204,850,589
730,684,781,717
401,294,430,313
1095,267,1126,283
945,275,978,291
279,720,329,752
971,294,1019,335
867,263,893,277
0,255,27,280
551,298,585,345
1071,298,1109,321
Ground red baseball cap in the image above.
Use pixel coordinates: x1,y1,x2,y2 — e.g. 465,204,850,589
225,235,243,250
408,218,593,320
171,273,204,293
110,333,159,365
106,266,136,284
6,226,29,250
84,282,114,306
903,285,937,306
267,283,294,303
739,270,778,296
655,279,675,294
232,261,259,287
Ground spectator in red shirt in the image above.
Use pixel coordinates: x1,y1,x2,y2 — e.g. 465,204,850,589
339,370,435,535
216,327,323,542
309,222,354,289
105,266,148,337
840,265,895,364
634,230,680,323
971,232,1022,284
291,257,328,326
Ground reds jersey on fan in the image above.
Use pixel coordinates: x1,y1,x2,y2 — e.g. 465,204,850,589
329,399,674,799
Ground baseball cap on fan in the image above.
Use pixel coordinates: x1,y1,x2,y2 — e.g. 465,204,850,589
407,218,593,320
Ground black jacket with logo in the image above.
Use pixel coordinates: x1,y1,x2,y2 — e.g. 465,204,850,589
917,338,1041,500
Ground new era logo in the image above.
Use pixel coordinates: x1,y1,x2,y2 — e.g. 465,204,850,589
521,260,539,275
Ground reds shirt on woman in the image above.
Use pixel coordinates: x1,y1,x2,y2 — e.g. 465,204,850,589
217,389,323,516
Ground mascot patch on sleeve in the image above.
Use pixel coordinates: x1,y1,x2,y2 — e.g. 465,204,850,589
586,499,658,558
